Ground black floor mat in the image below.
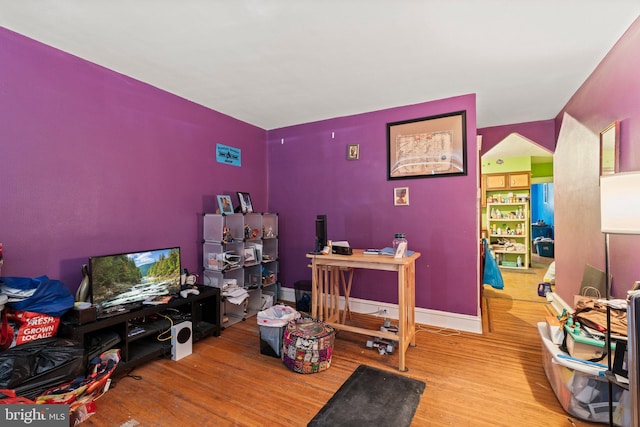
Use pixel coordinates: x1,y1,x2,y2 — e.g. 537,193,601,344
308,364,426,427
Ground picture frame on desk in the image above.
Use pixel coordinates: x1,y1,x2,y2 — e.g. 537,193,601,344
236,192,253,213
217,195,234,215
243,246,257,264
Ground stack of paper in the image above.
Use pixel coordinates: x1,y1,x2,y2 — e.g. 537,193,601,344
224,287,249,305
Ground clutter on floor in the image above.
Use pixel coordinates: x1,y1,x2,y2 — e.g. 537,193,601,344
540,295,631,426
543,261,555,284
257,304,300,358
533,236,554,258
0,273,118,424
482,238,504,290
578,264,607,299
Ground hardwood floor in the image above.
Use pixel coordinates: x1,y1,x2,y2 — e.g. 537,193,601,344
83,256,597,427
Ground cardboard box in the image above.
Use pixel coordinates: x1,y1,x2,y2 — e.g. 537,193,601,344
564,324,611,361
545,316,564,345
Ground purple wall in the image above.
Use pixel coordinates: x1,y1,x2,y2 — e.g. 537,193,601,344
267,95,479,316
554,16,640,301
0,28,267,290
479,119,556,155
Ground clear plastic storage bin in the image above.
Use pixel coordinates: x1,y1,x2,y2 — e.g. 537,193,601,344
538,322,630,425
203,213,244,242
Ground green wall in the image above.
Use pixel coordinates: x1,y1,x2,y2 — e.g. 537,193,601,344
531,161,553,179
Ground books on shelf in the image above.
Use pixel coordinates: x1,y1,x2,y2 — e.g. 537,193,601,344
128,326,145,337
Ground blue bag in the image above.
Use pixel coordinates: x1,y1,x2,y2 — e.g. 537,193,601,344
482,239,504,290
0,276,74,317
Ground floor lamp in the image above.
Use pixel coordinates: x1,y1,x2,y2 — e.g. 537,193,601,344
600,172,640,426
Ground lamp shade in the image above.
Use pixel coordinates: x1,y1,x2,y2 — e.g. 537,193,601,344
600,172,640,234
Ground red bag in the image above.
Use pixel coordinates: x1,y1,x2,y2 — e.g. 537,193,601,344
0,389,35,404
0,310,14,351
6,309,60,347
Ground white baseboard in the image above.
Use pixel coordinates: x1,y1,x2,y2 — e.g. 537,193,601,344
549,291,570,315
280,287,483,334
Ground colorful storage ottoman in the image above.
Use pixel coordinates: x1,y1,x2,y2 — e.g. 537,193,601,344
282,318,335,374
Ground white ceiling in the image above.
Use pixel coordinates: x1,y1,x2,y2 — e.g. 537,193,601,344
1,1,639,130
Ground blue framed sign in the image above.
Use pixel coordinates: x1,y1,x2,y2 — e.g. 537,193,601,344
216,143,241,167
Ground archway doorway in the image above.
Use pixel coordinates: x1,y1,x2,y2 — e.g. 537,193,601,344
480,133,555,332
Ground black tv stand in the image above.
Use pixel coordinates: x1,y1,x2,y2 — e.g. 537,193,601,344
97,306,130,319
59,285,220,373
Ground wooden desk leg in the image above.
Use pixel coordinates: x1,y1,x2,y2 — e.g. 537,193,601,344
322,266,330,321
311,261,318,320
398,264,407,372
340,269,353,324
313,263,327,321
329,266,335,321
408,261,416,347
332,267,340,322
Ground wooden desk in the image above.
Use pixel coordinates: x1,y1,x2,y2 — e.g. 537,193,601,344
306,249,421,371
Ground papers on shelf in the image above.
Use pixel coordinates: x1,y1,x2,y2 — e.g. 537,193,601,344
222,278,237,291
223,286,249,305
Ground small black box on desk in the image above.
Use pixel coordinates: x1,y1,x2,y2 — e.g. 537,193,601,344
331,246,352,255
64,306,97,325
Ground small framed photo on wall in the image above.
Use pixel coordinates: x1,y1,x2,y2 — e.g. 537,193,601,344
394,187,409,206
347,144,360,160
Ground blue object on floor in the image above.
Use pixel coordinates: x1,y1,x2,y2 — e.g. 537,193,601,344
482,239,504,290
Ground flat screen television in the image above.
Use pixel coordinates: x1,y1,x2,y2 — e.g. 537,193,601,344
89,247,182,311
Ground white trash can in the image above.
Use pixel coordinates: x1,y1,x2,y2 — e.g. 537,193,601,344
257,305,300,357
